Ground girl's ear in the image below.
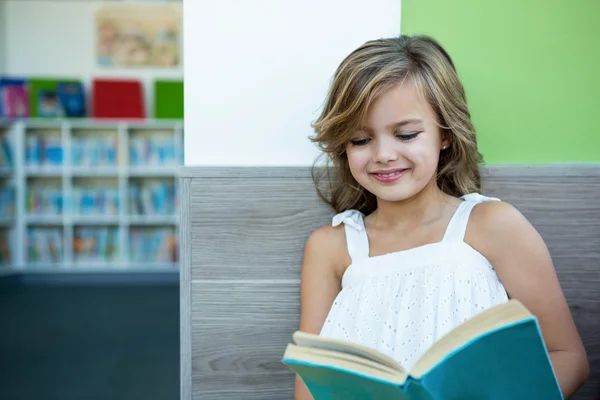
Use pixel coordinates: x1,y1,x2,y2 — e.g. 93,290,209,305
441,131,452,151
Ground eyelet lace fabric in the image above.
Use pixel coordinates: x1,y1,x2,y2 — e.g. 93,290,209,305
320,193,508,371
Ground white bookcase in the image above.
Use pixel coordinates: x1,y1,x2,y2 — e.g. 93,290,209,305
0,122,16,275
0,118,183,274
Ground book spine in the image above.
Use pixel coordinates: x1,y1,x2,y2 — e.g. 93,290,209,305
73,227,119,263
0,136,13,167
27,228,64,264
129,137,177,166
0,186,16,217
129,227,178,263
25,136,63,166
129,179,175,215
73,186,119,216
27,186,63,215
72,136,118,167
0,230,11,265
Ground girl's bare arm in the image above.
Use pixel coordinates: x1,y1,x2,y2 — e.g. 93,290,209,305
469,201,589,399
294,225,345,400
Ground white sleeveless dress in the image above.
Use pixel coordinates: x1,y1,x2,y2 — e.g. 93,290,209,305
319,193,509,371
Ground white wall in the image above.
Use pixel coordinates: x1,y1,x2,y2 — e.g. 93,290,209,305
3,0,182,117
0,2,6,74
184,0,402,166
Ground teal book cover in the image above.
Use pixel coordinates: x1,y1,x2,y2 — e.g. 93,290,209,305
282,300,563,400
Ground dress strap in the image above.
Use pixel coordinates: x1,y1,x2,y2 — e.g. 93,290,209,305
332,210,370,262
442,193,501,243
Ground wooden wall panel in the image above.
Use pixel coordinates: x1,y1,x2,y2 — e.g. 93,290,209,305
181,166,600,399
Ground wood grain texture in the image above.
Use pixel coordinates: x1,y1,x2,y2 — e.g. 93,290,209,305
190,281,299,398
191,281,300,325
192,372,294,400
179,166,314,178
190,178,333,280
179,177,192,400
191,323,297,375
182,165,600,399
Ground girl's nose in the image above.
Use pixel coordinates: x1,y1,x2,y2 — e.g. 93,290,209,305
373,138,398,164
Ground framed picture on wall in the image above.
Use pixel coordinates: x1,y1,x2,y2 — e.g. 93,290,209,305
94,4,181,68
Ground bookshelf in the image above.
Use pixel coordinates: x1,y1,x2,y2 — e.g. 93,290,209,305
0,123,15,275
0,118,182,274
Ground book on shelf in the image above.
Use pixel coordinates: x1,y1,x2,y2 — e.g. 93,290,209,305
0,78,29,119
73,186,119,216
37,89,63,118
27,186,64,215
282,300,562,400
0,135,13,168
27,228,63,264
154,80,183,120
74,227,119,263
129,136,177,166
0,230,11,265
33,81,87,118
25,135,63,166
128,179,176,216
28,78,83,118
0,186,16,217
56,81,86,118
92,78,145,119
129,227,178,263
72,136,117,167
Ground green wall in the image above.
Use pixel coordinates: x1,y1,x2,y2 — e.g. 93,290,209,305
401,0,600,163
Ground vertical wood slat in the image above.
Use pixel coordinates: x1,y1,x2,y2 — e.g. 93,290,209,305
179,177,192,400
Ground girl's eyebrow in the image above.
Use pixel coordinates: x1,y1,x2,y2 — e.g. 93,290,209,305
387,118,424,129
359,118,424,133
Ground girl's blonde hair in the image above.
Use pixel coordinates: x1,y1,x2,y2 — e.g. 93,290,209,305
310,35,483,215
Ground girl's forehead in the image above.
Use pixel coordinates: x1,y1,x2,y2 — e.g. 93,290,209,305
363,83,436,128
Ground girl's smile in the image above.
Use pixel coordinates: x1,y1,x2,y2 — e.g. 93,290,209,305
370,168,410,183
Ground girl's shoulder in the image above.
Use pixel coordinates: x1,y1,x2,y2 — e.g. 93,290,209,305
466,197,541,260
468,198,524,233
306,222,346,248
304,220,351,277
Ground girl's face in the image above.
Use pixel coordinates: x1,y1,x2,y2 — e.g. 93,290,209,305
346,82,449,203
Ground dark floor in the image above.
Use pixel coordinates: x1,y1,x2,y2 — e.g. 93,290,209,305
0,283,179,400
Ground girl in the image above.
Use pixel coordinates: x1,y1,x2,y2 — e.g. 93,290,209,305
296,35,589,399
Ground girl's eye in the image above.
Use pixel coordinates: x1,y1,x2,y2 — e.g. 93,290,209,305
396,132,420,141
349,138,370,146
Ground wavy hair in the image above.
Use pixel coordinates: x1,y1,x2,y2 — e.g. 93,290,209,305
310,35,483,215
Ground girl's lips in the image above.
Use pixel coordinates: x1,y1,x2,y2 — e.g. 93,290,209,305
370,168,408,183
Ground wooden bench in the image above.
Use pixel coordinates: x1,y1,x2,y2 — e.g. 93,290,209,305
179,165,600,399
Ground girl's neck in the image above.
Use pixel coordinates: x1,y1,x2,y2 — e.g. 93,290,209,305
368,183,453,230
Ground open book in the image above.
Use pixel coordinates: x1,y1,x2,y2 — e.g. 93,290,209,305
282,300,563,399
